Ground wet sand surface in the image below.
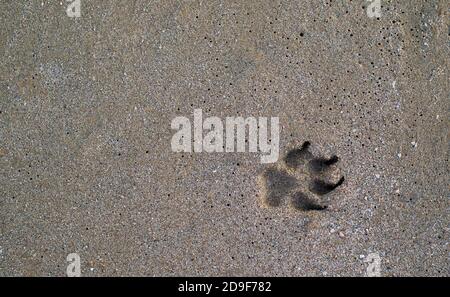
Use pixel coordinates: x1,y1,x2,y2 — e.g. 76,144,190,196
0,1,448,276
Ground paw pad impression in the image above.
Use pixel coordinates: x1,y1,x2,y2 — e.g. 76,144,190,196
258,141,345,211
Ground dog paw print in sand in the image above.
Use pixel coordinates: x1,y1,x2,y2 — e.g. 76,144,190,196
258,141,345,211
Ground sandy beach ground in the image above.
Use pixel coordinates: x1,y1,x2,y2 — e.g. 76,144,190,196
0,0,448,276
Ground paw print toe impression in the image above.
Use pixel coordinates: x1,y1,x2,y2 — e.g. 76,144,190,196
259,141,345,211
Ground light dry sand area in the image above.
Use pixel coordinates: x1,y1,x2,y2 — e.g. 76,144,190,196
0,0,448,276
